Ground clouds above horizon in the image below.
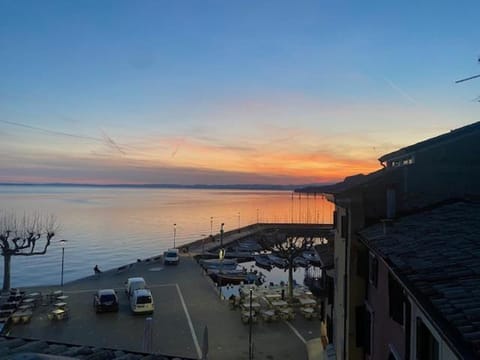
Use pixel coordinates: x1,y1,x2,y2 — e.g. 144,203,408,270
1,93,475,185
1,1,479,184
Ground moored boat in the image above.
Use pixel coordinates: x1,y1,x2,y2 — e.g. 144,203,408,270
199,258,238,270
213,271,262,285
254,254,273,270
294,256,310,267
267,254,288,269
302,250,321,265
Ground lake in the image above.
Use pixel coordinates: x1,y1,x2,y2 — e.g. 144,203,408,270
0,185,333,287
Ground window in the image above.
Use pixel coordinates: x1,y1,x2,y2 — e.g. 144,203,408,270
340,214,348,239
355,305,372,354
357,248,368,279
368,253,378,288
100,294,116,302
389,273,404,325
416,318,439,360
137,295,152,304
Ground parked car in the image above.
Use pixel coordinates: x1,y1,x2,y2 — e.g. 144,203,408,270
93,289,119,313
130,288,154,314
164,248,179,265
125,277,146,296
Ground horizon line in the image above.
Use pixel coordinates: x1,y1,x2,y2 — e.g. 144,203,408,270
0,181,334,191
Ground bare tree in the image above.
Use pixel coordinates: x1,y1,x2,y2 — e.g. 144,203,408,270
260,231,313,300
0,211,59,290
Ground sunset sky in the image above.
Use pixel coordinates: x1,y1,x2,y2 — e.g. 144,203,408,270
1,0,479,185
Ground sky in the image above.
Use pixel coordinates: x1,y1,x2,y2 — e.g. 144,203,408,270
1,0,479,185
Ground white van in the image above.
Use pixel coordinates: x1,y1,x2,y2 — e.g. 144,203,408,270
125,277,146,296
130,288,154,314
164,248,179,265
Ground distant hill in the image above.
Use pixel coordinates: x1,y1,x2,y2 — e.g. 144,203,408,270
0,182,332,191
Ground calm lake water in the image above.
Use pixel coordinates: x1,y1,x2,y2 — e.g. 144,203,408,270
0,185,333,287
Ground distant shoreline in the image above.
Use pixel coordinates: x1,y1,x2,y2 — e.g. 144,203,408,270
0,182,320,191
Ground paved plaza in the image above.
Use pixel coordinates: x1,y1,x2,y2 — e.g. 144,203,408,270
9,229,323,359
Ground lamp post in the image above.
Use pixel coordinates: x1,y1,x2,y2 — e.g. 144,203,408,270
220,223,224,248
210,217,213,236
237,212,240,232
173,223,177,248
248,287,253,359
60,239,66,287
256,208,259,223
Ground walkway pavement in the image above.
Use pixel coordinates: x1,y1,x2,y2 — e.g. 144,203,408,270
9,229,323,359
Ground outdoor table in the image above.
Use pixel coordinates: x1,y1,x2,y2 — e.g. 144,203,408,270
280,308,295,320
260,309,277,322
54,302,67,309
0,309,13,317
27,292,40,298
18,304,32,311
11,310,32,324
8,295,22,302
56,295,69,301
241,311,257,324
22,297,37,309
270,300,288,308
53,290,63,296
50,309,65,320
300,307,315,319
298,298,316,307
241,302,261,311
264,293,281,301
2,302,19,310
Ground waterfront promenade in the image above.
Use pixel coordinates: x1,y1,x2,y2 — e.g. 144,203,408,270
8,226,327,359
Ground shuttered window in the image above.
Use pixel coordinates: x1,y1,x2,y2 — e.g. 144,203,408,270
389,273,404,325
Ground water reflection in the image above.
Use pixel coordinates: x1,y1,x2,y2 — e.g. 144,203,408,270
0,186,333,287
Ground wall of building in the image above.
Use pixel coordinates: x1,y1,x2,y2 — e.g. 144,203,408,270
409,301,459,360
334,192,369,360
365,256,406,360
333,205,347,360
347,203,368,360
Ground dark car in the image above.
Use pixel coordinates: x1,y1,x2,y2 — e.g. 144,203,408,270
93,289,119,313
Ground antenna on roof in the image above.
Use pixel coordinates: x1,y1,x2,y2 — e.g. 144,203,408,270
456,56,480,83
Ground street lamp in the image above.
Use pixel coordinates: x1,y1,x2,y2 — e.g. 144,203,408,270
256,208,259,223
210,217,213,236
237,212,240,232
173,223,177,248
59,239,67,287
220,223,224,248
248,287,254,359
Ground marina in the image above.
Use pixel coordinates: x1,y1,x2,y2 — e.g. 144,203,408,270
2,226,333,359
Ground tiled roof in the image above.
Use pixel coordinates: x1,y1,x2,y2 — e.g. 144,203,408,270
358,201,480,359
0,336,193,359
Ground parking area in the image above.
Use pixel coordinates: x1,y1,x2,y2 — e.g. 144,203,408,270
10,255,321,359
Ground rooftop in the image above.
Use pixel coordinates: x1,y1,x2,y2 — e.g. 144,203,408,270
0,336,183,359
378,121,480,163
358,201,480,359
